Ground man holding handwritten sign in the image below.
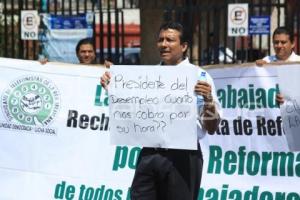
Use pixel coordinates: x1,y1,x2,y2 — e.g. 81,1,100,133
101,22,221,200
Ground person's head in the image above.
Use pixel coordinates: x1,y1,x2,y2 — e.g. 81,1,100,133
76,38,96,64
157,21,189,65
272,26,295,61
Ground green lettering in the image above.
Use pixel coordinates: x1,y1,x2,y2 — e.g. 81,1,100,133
244,186,259,200
94,85,109,106
247,151,260,176
221,184,229,200
198,188,205,200
261,152,272,176
238,146,246,175
216,84,280,109
217,89,226,108
272,152,294,176
228,190,242,200
286,192,300,200
296,153,300,177
275,192,286,200
249,84,255,110
256,88,267,108
128,147,141,169
224,151,237,175
208,146,222,174
113,146,128,171
260,191,273,200
228,85,237,108
268,84,279,108
238,88,248,108
206,188,219,200
94,185,105,200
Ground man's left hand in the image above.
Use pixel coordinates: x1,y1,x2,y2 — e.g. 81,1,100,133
194,81,213,102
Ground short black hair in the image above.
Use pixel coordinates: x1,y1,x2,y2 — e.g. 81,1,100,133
76,38,95,54
273,26,294,43
158,21,189,45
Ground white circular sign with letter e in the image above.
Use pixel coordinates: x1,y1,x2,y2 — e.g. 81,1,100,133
21,10,39,40
228,4,249,37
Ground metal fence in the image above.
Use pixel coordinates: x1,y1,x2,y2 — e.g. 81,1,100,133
1,0,300,64
0,0,139,63
162,0,300,65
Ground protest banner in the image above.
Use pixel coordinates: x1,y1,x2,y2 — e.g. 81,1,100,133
200,63,298,199
0,59,299,199
0,58,129,200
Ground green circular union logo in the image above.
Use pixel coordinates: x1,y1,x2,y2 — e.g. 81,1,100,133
1,76,60,126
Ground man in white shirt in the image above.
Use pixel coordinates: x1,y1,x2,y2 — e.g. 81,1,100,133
101,22,221,200
256,26,300,104
256,26,300,65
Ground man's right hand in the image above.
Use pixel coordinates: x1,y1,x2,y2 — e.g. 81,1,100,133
255,59,267,67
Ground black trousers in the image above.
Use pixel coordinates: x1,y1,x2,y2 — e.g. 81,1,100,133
130,144,203,200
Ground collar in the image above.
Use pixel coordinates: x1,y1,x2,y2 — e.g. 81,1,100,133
177,58,190,66
160,57,190,66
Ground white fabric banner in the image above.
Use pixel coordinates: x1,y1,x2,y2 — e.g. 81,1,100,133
0,58,132,199
200,64,299,199
0,59,299,199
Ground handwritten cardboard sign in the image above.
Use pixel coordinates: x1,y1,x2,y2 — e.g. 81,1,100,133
277,64,300,151
109,65,198,150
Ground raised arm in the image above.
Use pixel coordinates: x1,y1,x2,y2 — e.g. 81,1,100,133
194,81,220,133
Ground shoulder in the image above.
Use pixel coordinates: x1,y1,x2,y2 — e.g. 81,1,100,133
290,52,300,61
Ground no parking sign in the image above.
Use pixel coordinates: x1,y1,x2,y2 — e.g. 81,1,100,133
21,10,39,40
228,4,248,37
